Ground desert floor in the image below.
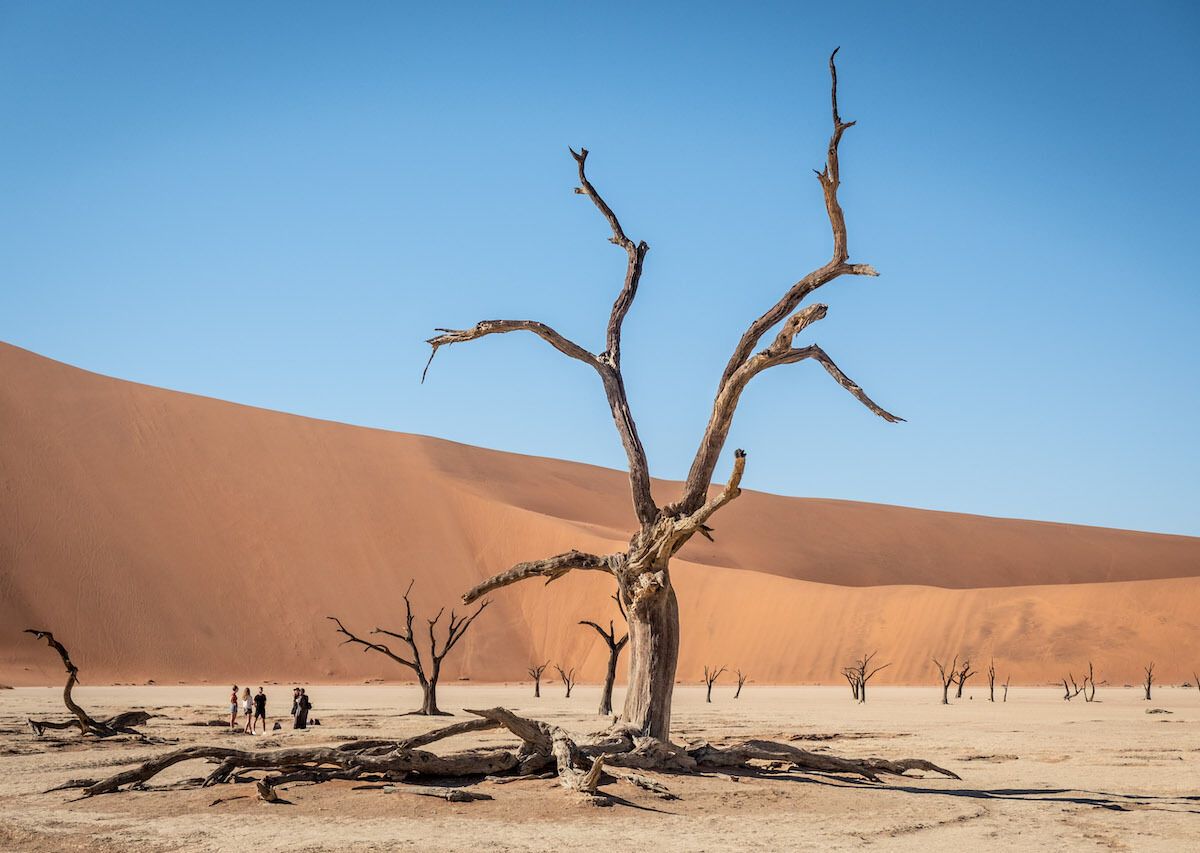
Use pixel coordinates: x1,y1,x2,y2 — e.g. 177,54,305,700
0,684,1197,851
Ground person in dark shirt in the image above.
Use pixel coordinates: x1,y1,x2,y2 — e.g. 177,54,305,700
252,687,268,734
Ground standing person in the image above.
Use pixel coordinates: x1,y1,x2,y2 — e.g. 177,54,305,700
252,687,267,734
290,687,300,724
241,687,253,734
228,685,239,730
293,687,311,729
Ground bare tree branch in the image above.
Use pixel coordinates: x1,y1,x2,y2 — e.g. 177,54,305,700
570,146,647,369
462,549,615,605
423,320,596,383
680,48,895,512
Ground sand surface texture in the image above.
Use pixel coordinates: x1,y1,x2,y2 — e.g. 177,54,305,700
0,684,1197,851
3,342,1199,688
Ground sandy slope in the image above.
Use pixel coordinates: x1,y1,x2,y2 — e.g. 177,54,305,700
1,342,1198,686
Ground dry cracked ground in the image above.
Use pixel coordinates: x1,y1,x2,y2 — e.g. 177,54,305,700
1,684,1197,851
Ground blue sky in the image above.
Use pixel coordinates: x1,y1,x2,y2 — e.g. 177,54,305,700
2,2,1198,536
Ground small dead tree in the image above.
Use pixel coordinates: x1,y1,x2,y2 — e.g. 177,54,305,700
1143,662,1155,701
933,656,958,705
1083,662,1097,702
528,662,549,698
734,669,748,698
954,658,975,699
24,629,150,738
704,665,726,703
329,580,489,716
987,658,996,702
555,665,577,698
1002,675,1010,702
579,595,629,715
852,652,889,704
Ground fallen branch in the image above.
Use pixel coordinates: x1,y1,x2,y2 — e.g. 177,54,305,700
24,629,150,738
68,706,959,803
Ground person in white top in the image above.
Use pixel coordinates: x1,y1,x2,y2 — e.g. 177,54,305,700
241,687,253,734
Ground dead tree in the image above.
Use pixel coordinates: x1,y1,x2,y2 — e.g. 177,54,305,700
555,665,577,698
528,662,549,698
1002,675,1010,702
933,656,958,705
734,669,748,698
1083,662,1097,702
427,48,900,741
1143,662,1155,700
852,652,889,704
24,630,150,738
72,52,958,804
954,659,975,699
328,580,489,715
703,666,726,703
579,595,629,715
987,658,996,702
842,666,861,701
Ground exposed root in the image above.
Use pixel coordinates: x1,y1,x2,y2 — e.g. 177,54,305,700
65,706,959,803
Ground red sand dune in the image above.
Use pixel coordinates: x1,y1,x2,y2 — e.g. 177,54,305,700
2,341,1198,687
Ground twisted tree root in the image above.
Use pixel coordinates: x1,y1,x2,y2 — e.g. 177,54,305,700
25,629,150,738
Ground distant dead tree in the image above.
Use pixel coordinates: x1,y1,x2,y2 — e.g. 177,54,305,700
954,658,976,699
842,666,861,701
24,629,150,738
849,652,889,704
933,656,958,705
1062,673,1083,701
1002,675,1010,702
528,662,550,698
1194,671,1199,692
703,665,726,703
987,659,996,702
556,665,577,698
1143,662,1155,701
579,595,629,715
329,580,490,716
734,669,748,699
1083,662,1098,702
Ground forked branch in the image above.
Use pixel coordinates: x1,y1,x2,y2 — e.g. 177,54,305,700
425,149,657,524
680,48,896,512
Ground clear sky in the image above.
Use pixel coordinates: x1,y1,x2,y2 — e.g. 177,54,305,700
2,2,1198,536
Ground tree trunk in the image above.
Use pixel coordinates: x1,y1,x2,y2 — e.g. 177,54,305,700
422,681,439,715
534,679,541,698
621,579,679,741
941,682,950,705
600,647,619,716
